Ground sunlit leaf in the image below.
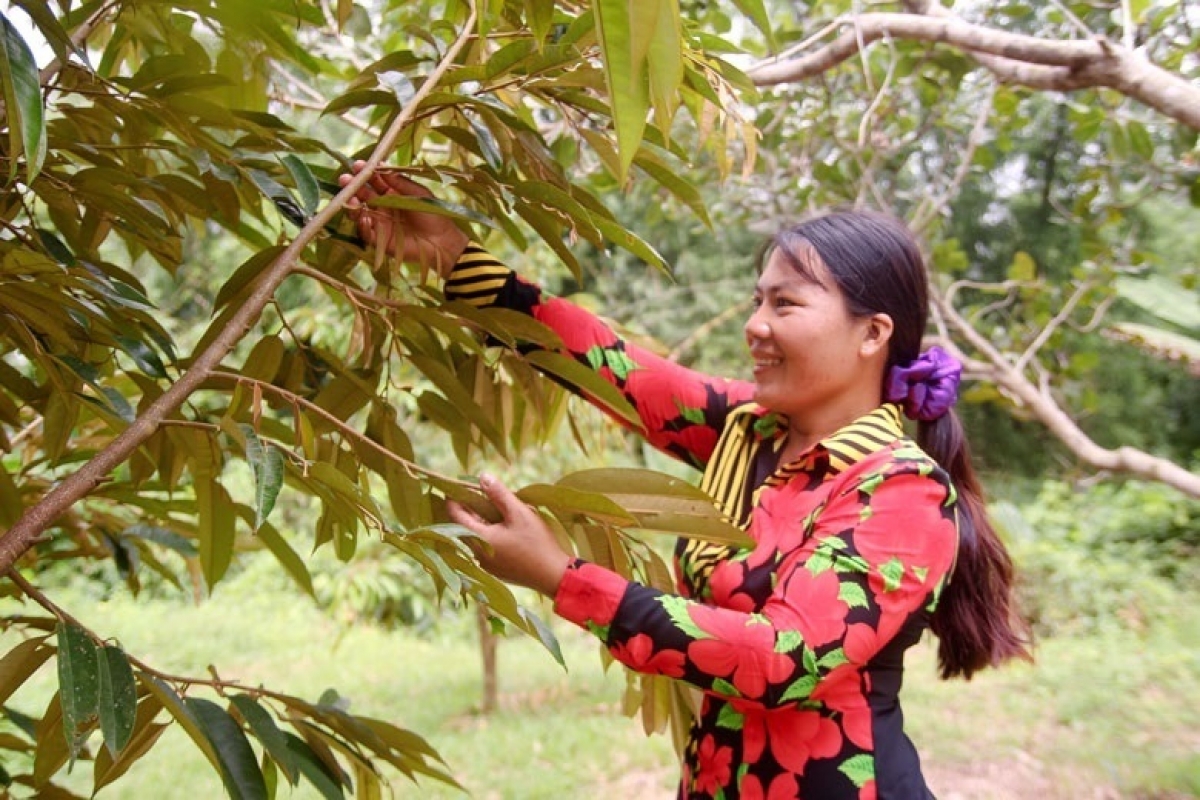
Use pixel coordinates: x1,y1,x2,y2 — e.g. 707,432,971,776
0,11,47,181
593,0,650,179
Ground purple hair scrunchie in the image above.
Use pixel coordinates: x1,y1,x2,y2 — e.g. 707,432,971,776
884,346,963,421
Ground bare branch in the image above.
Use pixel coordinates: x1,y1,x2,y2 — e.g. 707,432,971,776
748,11,1200,132
934,293,1200,498
1012,280,1094,374
910,81,995,235
0,11,480,573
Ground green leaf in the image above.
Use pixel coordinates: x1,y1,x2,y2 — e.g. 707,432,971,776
645,0,684,137
186,697,268,800
1114,276,1200,330
0,11,47,182
231,695,299,786
96,646,137,757
524,0,555,45
1007,251,1036,281
517,482,637,524
255,522,314,597
593,0,650,179
633,148,710,226
195,474,237,589
285,731,346,799
139,676,221,772
241,425,285,529
281,155,321,216
56,622,100,764
517,607,565,667
523,350,641,428
729,0,775,50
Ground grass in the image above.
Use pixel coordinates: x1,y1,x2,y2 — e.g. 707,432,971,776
2,567,1198,799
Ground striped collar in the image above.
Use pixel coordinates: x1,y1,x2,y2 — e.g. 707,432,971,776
746,403,906,476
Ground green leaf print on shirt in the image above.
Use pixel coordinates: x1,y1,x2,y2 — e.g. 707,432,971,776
839,582,869,609
716,703,745,730
585,344,638,380
880,558,905,592
659,595,709,639
775,630,804,653
839,754,875,787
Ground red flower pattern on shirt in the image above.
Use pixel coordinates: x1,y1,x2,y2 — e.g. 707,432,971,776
693,735,733,795
611,633,686,677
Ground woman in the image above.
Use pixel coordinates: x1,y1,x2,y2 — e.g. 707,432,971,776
341,165,1030,799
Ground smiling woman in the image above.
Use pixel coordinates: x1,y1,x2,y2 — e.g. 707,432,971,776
340,164,1031,799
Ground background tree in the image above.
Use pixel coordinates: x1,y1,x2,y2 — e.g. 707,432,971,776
0,0,1196,797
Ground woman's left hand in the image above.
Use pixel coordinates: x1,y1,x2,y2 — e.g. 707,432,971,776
447,474,573,598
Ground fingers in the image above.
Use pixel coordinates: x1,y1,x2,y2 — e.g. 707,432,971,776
476,473,528,523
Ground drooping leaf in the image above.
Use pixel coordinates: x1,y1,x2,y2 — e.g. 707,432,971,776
186,697,269,800
0,11,47,181
593,0,650,180
284,732,346,800
255,522,315,596
56,622,100,764
729,0,776,50
139,676,221,774
645,0,684,137
96,646,137,757
241,424,285,529
195,472,238,589
230,695,298,786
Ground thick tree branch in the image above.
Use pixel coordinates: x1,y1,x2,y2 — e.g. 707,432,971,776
748,11,1200,132
0,11,479,574
933,293,1200,498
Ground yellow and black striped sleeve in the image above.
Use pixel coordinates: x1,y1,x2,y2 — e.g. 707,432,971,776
444,242,519,308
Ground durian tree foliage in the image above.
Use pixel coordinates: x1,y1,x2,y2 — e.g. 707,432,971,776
0,0,1196,796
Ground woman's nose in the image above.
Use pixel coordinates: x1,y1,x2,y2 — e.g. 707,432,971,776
744,310,770,341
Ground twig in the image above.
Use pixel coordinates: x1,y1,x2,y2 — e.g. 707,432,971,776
1012,280,1094,374
5,568,314,702
911,80,995,234
205,371,475,491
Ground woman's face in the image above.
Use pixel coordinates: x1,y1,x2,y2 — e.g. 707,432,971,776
744,247,885,423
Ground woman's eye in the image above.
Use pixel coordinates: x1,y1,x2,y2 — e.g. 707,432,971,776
775,297,797,308
751,296,763,308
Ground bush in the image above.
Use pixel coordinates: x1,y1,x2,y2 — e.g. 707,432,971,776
992,479,1199,637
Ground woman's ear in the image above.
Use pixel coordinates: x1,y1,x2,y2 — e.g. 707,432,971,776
860,313,894,358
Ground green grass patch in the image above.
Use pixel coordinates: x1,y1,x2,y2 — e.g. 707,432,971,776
3,573,1197,798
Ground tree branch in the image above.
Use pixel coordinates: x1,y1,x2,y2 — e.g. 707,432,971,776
933,293,1200,498
0,11,479,574
747,10,1200,132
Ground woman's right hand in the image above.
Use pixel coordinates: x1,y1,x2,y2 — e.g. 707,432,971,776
338,161,470,278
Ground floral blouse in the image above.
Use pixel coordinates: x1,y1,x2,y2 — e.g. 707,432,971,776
446,244,959,799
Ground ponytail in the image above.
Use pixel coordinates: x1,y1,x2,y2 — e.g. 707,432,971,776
770,210,1032,679
920,409,1032,679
